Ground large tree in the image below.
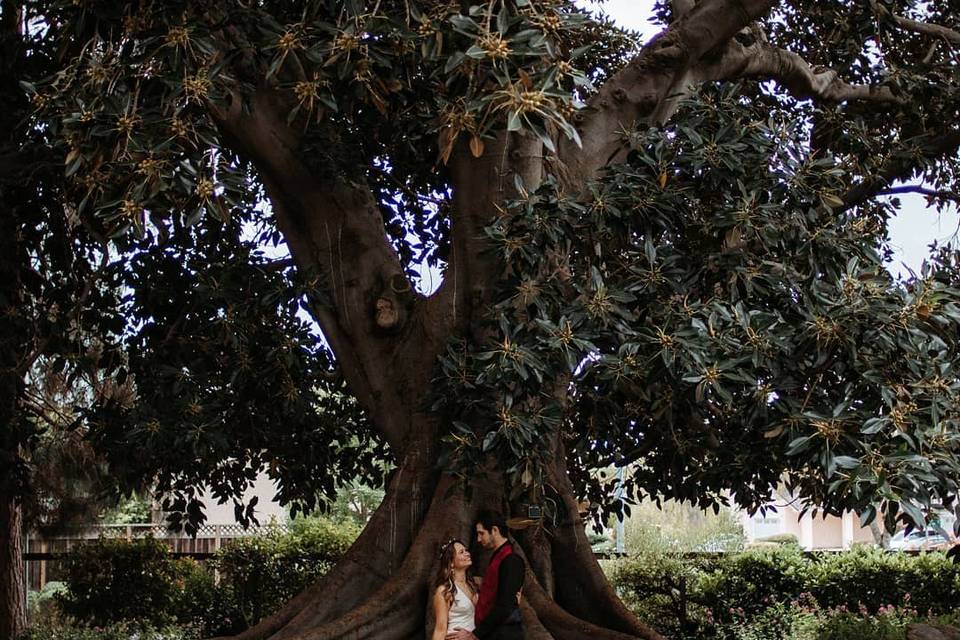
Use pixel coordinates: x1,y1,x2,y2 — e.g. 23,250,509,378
17,0,960,638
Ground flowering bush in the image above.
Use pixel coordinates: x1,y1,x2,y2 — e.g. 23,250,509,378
724,599,960,640
609,545,960,639
805,545,960,615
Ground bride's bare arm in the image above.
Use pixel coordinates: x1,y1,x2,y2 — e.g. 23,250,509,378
432,588,449,640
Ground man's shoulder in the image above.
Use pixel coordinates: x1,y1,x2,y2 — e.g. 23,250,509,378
502,551,525,568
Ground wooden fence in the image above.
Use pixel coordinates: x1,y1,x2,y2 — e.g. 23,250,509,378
24,523,289,591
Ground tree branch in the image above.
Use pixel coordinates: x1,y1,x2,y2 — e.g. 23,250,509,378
557,0,777,187
841,131,960,212
877,185,960,207
209,88,431,453
720,42,902,104
868,0,960,46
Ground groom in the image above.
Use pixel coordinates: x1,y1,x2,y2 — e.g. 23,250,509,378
446,510,525,640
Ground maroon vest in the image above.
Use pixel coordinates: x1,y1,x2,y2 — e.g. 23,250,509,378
475,542,513,625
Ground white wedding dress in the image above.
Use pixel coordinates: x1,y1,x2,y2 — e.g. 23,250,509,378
447,584,476,632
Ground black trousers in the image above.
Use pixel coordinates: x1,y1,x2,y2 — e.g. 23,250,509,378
487,623,524,640
486,610,524,640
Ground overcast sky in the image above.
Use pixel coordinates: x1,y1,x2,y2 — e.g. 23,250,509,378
587,0,960,278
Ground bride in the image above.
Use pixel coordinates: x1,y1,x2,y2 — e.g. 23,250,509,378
431,539,479,639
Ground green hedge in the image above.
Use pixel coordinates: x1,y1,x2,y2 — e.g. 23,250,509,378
49,517,359,637
213,517,359,629
57,536,207,627
18,620,200,640
610,545,960,639
806,547,960,614
698,545,809,620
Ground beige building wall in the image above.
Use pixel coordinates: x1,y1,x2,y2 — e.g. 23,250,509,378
199,471,285,525
780,510,802,539
807,513,843,548
852,522,876,544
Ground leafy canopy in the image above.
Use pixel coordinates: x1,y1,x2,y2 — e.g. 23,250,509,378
18,0,960,532
438,87,960,532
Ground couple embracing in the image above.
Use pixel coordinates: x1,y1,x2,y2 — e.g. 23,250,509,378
431,510,524,640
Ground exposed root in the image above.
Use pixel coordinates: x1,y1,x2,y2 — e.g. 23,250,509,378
545,454,660,638
212,455,436,640
524,572,661,640
212,453,669,640
519,598,555,640
272,476,465,640
519,525,555,598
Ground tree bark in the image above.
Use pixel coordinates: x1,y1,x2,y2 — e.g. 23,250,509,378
216,459,665,640
0,495,25,640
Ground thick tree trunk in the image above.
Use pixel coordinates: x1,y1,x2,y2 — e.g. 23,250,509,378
0,495,25,640
0,6,28,637
210,56,668,640
216,452,663,640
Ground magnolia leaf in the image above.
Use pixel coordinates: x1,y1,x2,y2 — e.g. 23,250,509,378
470,135,485,158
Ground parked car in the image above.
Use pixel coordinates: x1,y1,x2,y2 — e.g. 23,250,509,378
888,528,953,551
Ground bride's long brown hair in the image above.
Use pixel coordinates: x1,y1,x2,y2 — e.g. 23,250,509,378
433,539,479,609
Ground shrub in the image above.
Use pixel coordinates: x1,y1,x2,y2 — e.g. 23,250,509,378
697,546,809,621
27,581,67,622
57,536,192,627
168,557,226,632
609,552,714,637
806,546,960,615
17,620,201,640
213,516,359,629
753,533,799,545
814,607,914,640
609,545,960,639
51,518,359,636
721,600,819,640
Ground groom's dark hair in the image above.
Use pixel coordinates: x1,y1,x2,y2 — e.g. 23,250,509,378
476,509,508,537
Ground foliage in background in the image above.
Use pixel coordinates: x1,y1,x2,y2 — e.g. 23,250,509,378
43,517,358,636
17,620,201,640
609,545,960,639
56,537,211,628
98,493,152,525
720,601,960,640
321,480,385,527
619,499,744,554
215,516,360,629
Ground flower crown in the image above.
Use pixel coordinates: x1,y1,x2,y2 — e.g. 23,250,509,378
439,538,458,558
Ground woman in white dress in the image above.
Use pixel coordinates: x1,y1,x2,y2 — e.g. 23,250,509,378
431,539,479,640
